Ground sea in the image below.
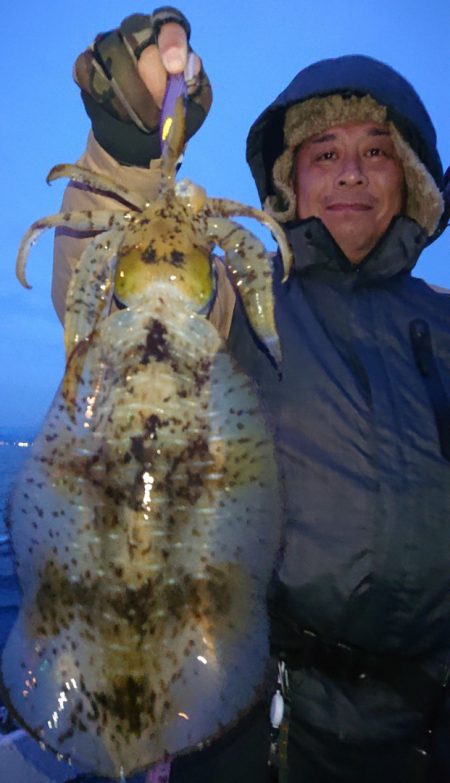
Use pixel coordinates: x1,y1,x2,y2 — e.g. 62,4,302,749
0,426,36,538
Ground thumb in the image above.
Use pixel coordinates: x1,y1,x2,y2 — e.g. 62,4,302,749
158,22,188,74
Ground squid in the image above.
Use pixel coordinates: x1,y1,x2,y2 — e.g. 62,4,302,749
2,99,292,779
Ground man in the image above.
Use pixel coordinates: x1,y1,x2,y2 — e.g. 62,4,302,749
2,7,450,783
228,55,450,783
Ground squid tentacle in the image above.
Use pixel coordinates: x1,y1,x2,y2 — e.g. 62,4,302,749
206,215,282,365
16,210,132,289
63,229,125,419
205,197,293,281
47,164,147,211
64,228,124,357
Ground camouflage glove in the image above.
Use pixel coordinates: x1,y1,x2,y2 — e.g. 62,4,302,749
74,7,212,166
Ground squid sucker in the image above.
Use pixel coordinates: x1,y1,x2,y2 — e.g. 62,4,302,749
2,100,292,779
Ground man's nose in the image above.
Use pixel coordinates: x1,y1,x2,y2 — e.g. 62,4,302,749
335,155,367,187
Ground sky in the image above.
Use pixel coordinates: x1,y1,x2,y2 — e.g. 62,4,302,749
1,0,449,430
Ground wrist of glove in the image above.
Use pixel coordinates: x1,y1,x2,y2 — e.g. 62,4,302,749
74,8,212,167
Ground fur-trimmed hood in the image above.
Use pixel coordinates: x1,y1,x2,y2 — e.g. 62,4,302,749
246,55,448,243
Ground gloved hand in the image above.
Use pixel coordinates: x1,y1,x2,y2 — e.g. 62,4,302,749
74,7,212,166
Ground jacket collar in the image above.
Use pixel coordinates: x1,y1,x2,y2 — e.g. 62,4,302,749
285,215,428,282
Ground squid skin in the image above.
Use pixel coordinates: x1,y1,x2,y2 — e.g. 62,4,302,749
2,285,280,779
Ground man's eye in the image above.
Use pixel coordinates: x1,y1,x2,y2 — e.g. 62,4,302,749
317,151,336,161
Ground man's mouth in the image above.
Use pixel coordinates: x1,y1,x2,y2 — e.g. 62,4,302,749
326,203,373,212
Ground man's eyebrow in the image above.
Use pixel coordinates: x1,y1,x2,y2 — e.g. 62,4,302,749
310,132,336,144
367,128,390,137
309,127,391,144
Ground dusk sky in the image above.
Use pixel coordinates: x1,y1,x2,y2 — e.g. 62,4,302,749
2,0,449,430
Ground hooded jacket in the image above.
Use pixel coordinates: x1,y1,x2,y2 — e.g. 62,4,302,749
227,56,450,749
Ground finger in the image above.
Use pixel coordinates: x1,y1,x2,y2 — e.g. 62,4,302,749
184,52,202,84
137,44,168,108
158,22,188,74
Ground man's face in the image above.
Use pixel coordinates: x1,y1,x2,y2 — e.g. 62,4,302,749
294,121,405,263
